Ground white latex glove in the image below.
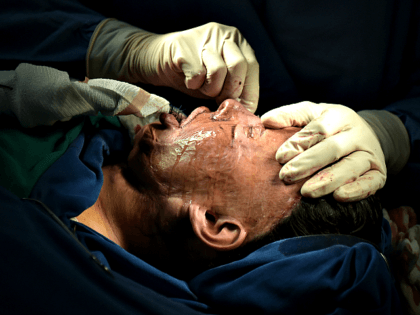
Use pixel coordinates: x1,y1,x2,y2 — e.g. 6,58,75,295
87,19,259,113
261,101,387,202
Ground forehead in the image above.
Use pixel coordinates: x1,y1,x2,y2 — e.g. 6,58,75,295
141,99,299,191
154,102,298,177
166,124,297,199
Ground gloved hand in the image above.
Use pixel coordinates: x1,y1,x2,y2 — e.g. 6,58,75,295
261,101,387,202
87,19,259,113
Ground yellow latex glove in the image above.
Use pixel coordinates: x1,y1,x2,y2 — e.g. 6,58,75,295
261,101,387,202
88,19,259,113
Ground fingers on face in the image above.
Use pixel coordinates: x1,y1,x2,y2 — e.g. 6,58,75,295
300,151,371,195
236,42,259,113
333,170,386,202
276,131,327,167
216,41,247,102
279,131,360,184
198,40,259,110
261,102,318,128
180,29,259,111
276,116,357,166
299,152,385,202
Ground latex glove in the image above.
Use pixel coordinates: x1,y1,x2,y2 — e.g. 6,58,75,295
87,19,259,113
261,101,387,202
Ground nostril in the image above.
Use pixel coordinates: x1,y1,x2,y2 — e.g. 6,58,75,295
212,99,237,121
219,99,234,110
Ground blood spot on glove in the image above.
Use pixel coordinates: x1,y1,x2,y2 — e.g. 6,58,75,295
219,75,244,99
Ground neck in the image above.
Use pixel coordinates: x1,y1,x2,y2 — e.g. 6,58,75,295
76,164,155,250
75,164,213,279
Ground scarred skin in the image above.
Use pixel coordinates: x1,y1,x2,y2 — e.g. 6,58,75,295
128,99,304,239
77,99,305,277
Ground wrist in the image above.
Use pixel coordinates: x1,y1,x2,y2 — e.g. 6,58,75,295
358,110,410,174
126,32,167,85
87,18,156,83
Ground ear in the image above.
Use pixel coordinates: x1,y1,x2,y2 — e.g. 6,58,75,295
188,203,247,251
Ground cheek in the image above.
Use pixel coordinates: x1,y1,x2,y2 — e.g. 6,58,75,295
169,142,238,201
148,141,207,195
155,130,217,173
150,146,179,175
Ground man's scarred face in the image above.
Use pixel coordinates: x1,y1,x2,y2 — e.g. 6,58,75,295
128,99,303,237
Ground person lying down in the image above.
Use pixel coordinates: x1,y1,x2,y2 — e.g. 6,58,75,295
0,65,402,314
77,98,385,279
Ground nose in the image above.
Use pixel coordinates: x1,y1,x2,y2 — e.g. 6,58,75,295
213,99,244,121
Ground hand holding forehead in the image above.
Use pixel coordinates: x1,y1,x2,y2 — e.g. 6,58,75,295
261,101,386,202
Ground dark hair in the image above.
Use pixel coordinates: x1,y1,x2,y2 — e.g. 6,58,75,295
208,194,383,269
267,194,383,244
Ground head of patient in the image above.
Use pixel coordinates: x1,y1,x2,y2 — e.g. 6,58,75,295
77,99,382,279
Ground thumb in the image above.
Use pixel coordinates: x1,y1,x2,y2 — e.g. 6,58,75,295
261,101,321,129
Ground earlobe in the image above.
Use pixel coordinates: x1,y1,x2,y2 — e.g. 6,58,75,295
189,203,247,251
